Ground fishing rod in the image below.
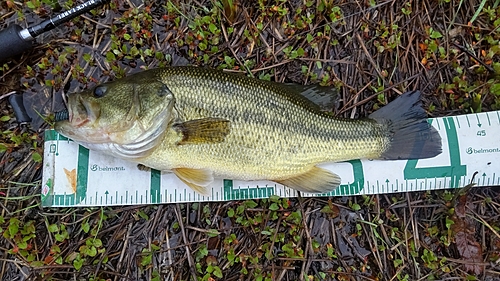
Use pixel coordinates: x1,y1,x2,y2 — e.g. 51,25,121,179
0,0,110,62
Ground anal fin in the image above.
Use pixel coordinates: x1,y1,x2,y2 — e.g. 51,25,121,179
173,168,213,195
275,166,341,194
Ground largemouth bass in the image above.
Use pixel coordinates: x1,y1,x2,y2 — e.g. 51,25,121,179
55,66,442,194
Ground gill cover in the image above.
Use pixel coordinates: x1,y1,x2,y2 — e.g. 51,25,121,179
100,82,176,159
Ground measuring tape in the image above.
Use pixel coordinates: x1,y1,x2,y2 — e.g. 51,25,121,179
41,111,500,207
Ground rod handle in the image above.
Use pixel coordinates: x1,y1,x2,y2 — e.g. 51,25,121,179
0,25,33,62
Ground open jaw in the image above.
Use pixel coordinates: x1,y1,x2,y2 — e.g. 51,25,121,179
56,94,100,128
54,95,110,143
71,96,95,127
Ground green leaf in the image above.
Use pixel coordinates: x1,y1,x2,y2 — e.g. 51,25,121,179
243,200,258,208
198,41,207,51
445,216,455,229
258,72,271,81
51,244,61,254
197,244,208,260
92,238,102,248
269,203,279,211
490,83,500,96
73,256,84,270
207,229,220,237
152,270,161,281
8,221,19,238
48,224,59,233
0,115,10,122
208,23,218,34
351,203,361,211
296,47,305,57
466,274,479,280
227,208,235,218
82,53,92,62
22,233,35,241
55,233,66,242
81,222,90,233
226,249,236,264
306,33,314,43
137,210,149,220
17,240,28,249
106,51,116,62
429,28,442,39
32,152,42,163
140,253,152,266
326,245,336,258
85,246,97,257
213,266,223,278
144,48,153,57
30,261,44,267
261,229,273,235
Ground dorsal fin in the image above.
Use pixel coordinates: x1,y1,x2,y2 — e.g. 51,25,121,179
279,83,339,112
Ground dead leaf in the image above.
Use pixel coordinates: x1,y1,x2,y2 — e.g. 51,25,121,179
63,168,77,193
320,200,340,218
450,194,483,275
455,194,467,218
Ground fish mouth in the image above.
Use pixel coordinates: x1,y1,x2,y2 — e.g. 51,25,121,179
55,95,97,127
54,94,106,143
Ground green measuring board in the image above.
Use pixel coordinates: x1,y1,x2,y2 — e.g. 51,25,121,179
41,111,500,207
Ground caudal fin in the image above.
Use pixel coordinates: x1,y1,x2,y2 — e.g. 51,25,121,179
369,91,442,160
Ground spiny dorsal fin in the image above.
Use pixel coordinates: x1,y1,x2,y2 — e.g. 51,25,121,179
174,117,231,145
173,168,213,195
275,166,341,193
280,84,339,112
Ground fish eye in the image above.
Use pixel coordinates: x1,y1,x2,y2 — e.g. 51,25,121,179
93,86,107,98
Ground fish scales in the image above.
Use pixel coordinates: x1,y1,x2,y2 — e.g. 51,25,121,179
141,67,387,178
55,66,442,194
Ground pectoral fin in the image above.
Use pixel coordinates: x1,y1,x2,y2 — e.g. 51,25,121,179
174,118,231,145
275,166,341,193
173,168,213,195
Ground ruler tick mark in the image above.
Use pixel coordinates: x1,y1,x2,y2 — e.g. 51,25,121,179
455,116,461,128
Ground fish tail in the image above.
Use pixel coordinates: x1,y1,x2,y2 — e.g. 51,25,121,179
369,91,442,160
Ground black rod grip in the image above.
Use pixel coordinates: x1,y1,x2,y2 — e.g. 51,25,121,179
0,24,34,62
